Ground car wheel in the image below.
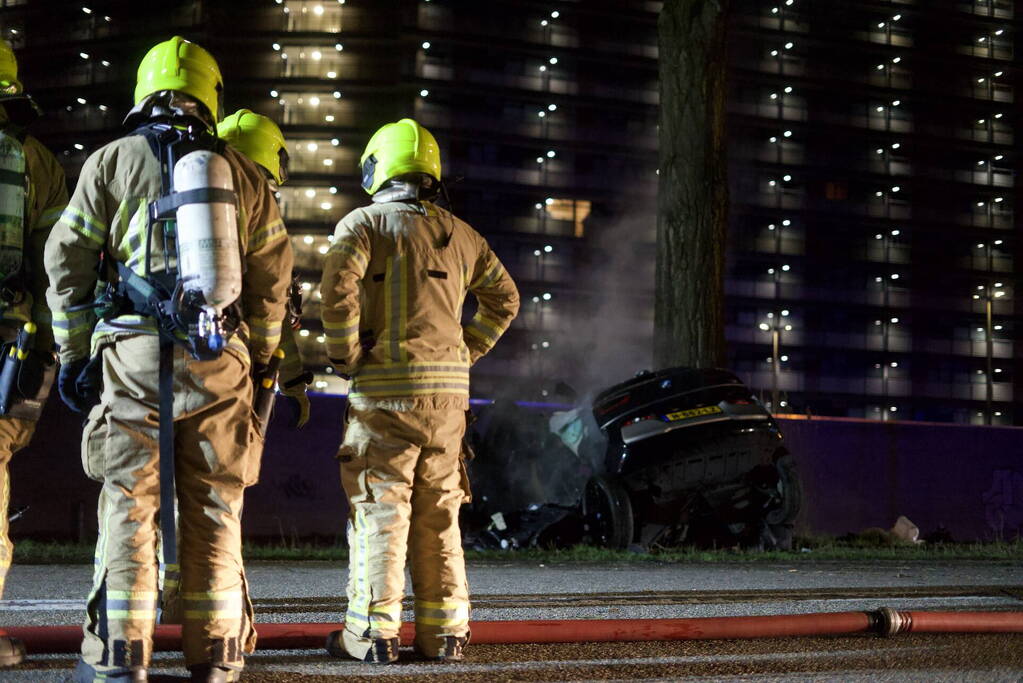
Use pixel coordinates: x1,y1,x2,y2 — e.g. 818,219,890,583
582,475,634,550
764,454,802,550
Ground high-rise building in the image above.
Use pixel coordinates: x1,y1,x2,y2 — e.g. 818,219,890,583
725,0,1019,425
3,0,1021,425
2,0,660,401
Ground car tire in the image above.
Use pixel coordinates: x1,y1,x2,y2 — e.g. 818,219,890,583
582,475,634,550
764,454,802,550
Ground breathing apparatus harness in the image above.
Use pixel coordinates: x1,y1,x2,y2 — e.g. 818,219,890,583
0,121,30,311
0,119,55,420
99,116,243,361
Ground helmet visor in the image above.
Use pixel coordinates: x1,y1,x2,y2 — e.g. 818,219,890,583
361,154,377,193
277,147,290,185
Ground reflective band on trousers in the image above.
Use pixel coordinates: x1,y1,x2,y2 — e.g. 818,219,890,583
414,599,470,627
182,590,244,620
105,590,159,620
345,604,403,632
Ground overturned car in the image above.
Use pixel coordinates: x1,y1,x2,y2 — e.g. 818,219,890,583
464,367,801,552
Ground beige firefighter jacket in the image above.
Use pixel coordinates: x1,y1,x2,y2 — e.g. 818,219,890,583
0,107,68,351
45,132,293,366
321,200,519,400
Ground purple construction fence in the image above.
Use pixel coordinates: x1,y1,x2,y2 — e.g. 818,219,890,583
8,395,1022,544
777,415,1023,542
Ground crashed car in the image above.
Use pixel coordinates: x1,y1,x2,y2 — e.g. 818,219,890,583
585,367,800,550
463,367,800,551
461,398,590,550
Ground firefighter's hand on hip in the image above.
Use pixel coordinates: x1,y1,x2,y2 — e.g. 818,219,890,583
58,357,99,414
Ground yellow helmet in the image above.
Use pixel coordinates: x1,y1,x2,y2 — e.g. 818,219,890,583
218,109,290,185
134,36,223,123
360,118,441,195
0,40,21,95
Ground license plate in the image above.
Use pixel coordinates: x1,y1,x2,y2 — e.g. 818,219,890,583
665,405,723,421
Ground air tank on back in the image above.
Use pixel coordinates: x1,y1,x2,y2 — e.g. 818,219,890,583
173,149,242,313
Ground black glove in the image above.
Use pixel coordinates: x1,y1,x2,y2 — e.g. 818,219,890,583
58,357,100,414
251,362,269,382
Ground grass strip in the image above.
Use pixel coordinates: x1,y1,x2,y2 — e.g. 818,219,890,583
13,539,1023,565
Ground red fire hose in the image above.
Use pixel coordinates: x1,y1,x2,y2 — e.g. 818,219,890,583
4,609,1022,654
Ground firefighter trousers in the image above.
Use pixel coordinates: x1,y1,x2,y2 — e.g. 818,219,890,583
0,416,36,600
78,335,260,677
337,395,472,658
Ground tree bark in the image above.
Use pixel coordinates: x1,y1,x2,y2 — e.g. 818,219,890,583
654,0,730,369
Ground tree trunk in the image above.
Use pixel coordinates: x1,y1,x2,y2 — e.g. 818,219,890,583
654,0,730,369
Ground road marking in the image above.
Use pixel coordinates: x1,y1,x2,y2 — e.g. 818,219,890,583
250,645,941,675
0,599,84,611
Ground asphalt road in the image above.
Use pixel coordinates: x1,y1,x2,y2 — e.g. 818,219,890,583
2,560,1021,681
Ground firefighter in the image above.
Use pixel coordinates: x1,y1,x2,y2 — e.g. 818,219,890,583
45,37,293,682
0,39,68,668
321,118,519,663
217,108,311,426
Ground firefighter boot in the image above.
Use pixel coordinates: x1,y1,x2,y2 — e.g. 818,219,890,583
415,635,467,662
188,663,241,682
0,635,25,667
326,630,399,664
73,659,148,681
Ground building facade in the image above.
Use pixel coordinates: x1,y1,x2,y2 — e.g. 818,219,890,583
2,0,660,402
726,0,1020,425
2,0,1021,425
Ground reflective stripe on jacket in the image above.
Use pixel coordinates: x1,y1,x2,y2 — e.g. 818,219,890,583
321,200,519,400
0,110,68,350
45,133,292,364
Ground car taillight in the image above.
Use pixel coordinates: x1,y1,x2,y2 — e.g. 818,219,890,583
622,413,657,427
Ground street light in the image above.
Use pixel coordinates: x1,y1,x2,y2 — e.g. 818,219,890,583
760,309,792,413
973,240,1006,425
